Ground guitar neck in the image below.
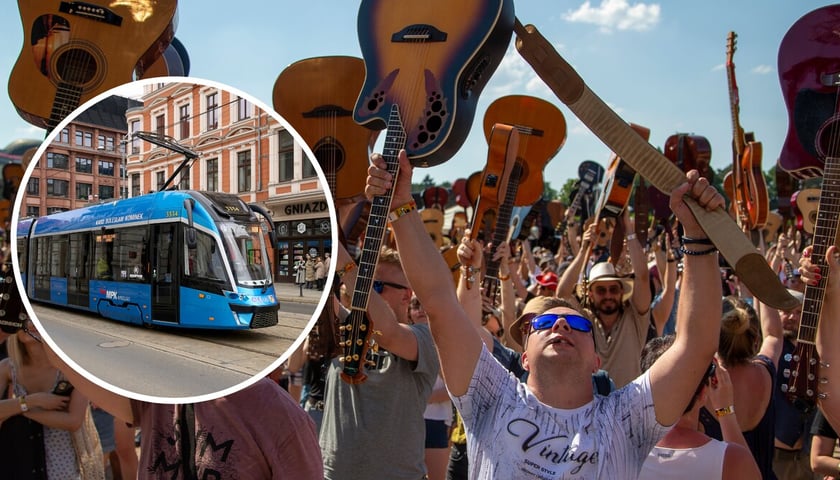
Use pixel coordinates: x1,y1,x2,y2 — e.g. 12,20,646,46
47,82,85,132
796,156,840,344
484,163,523,282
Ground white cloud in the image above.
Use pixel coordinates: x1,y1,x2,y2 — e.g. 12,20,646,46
751,65,773,75
711,63,725,72
564,0,661,33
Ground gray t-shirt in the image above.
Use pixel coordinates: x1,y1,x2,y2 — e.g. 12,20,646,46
454,347,669,479
320,322,439,480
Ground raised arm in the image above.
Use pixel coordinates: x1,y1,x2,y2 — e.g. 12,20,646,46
624,211,651,314
651,235,677,336
455,232,493,350
648,170,723,426
367,151,482,396
555,222,595,303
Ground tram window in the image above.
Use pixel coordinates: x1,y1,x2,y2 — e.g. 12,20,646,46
95,233,114,280
50,237,67,277
185,230,225,282
114,227,148,282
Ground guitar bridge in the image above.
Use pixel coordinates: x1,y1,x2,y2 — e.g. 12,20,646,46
59,1,122,26
391,24,447,43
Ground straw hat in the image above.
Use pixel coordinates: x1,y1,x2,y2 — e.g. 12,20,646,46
509,296,568,349
587,261,633,303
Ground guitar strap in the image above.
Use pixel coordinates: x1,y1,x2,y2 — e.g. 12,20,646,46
179,403,197,480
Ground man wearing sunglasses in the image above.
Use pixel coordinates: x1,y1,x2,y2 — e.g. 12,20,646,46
367,150,724,478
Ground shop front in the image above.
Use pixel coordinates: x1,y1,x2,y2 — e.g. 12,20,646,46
272,199,332,283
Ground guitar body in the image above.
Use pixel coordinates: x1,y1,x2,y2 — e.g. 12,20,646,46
777,4,840,179
775,161,798,222
470,124,518,241
597,123,648,219
9,0,177,130
354,0,514,167
793,188,820,235
650,133,713,224
273,56,377,200
138,36,190,78
481,95,566,206
738,141,769,229
762,211,784,245
421,185,448,247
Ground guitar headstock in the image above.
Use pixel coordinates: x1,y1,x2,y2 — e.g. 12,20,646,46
0,262,27,334
726,31,737,66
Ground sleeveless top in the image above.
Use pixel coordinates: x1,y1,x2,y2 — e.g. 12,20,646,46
11,365,81,480
699,354,777,480
639,438,727,479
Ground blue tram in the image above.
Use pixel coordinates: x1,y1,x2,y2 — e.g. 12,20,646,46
16,190,280,329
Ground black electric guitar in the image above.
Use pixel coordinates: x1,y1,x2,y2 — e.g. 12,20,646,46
555,160,604,254
0,156,28,333
9,0,177,131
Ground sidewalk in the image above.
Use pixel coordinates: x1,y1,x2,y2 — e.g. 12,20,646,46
274,281,326,305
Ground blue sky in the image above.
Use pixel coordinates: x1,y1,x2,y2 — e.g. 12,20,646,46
0,1,833,193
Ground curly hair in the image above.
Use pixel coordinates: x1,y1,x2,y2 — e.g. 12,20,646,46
718,295,760,366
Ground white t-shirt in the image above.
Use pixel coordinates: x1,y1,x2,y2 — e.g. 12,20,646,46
453,347,670,479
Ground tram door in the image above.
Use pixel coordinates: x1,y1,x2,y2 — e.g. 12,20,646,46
151,224,178,323
66,233,89,307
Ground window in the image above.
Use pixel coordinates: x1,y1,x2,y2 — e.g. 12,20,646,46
206,158,218,192
47,179,69,197
179,165,191,190
76,157,92,173
237,96,250,121
185,230,226,282
206,92,218,130
106,136,115,151
47,152,68,169
303,153,317,178
26,206,40,217
156,171,165,191
47,207,68,214
131,173,140,198
26,177,39,195
99,160,115,176
98,135,106,150
179,104,190,139
115,227,149,282
59,128,69,143
155,114,165,137
131,120,141,153
99,185,114,200
76,182,92,200
278,130,294,181
237,151,251,192
76,131,93,147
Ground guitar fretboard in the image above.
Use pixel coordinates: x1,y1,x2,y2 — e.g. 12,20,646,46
482,162,523,301
797,155,840,344
47,82,85,132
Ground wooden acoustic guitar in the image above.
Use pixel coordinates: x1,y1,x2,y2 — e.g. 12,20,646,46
723,31,769,231
777,4,840,180
342,0,513,384
353,0,514,168
649,133,713,226
274,56,377,201
9,0,177,131
512,18,796,310
792,188,820,235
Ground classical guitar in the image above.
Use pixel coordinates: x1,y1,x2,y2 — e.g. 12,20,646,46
9,0,177,131
649,133,713,225
777,4,840,179
482,95,566,207
724,31,769,231
782,157,840,407
511,18,797,311
353,0,514,168
471,124,519,306
792,188,820,235
274,56,377,201
137,36,190,79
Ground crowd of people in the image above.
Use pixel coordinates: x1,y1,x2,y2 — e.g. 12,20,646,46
1,148,839,479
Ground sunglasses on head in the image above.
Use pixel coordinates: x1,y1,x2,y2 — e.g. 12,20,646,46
373,280,410,294
527,313,593,336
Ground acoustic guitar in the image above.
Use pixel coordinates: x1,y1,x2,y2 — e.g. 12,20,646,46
555,160,604,247
649,133,713,225
274,56,377,201
792,188,820,235
777,4,840,180
512,18,796,311
353,0,514,168
137,36,190,79
342,0,513,384
9,0,177,131
421,186,448,248
724,31,769,231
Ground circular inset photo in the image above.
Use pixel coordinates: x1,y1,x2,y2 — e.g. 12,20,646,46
10,77,337,403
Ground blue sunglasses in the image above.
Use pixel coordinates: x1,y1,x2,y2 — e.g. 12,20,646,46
529,313,593,335
372,280,410,294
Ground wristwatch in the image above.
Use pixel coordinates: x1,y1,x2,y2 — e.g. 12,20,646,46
18,395,28,413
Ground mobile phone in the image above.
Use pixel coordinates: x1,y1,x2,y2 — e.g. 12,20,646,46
53,380,74,396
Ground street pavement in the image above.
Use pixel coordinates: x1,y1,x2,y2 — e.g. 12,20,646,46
274,281,327,305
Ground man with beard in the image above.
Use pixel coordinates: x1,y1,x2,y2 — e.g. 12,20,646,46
767,289,816,479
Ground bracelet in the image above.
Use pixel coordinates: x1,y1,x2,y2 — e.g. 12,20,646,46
461,265,480,288
714,405,735,417
336,262,355,279
626,233,637,241
387,200,417,223
498,273,510,281
681,236,713,245
679,245,718,256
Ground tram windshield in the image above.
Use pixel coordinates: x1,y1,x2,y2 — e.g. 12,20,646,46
219,221,272,287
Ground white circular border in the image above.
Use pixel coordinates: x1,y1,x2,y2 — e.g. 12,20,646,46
10,76,339,405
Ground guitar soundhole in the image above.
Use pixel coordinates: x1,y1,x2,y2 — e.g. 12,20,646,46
815,115,840,158
56,48,99,86
313,141,345,172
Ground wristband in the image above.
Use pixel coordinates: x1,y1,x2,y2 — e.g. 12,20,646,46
679,245,718,256
336,262,355,279
388,200,417,223
681,236,713,245
18,395,28,413
498,273,510,281
714,405,735,417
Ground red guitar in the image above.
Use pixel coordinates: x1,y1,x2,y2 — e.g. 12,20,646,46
724,31,769,231
777,4,840,179
649,133,712,225
9,1,177,131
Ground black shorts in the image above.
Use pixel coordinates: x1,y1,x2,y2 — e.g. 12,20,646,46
425,419,449,448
